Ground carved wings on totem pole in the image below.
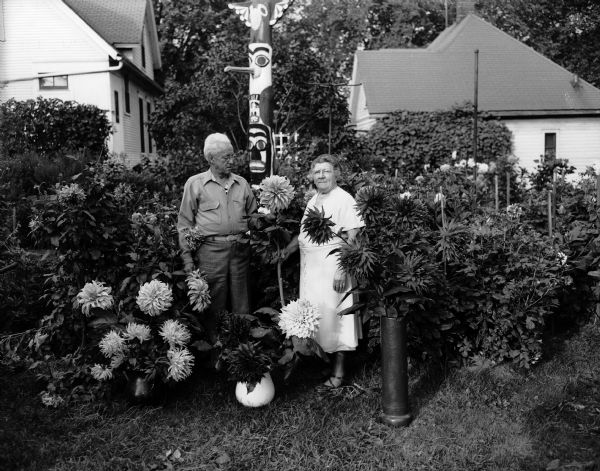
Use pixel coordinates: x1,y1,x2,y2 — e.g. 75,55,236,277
226,0,292,181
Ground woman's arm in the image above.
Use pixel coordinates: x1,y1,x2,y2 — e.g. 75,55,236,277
281,235,299,261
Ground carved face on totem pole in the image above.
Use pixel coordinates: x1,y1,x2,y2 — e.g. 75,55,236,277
229,0,291,180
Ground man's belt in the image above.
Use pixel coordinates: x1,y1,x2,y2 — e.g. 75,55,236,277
208,234,241,242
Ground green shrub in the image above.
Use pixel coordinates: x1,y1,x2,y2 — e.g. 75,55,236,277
366,103,513,177
0,97,111,158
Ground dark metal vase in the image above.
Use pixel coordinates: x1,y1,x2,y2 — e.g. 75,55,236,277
127,375,154,403
380,315,412,426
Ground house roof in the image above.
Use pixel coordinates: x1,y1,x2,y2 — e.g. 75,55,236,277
351,14,600,120
63,0,146,44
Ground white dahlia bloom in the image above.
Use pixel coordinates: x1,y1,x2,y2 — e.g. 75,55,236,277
259,175,295,213
166,347,195,382
124,322,151,343
56,183,86,204
477,162,489,174
40,391,65,408
186,270,211,313
90,364,113,381
73,281,114,316
278,299,321,339
109,353,125,370
136,280,173,316
99,331,127,358
557,251,568,266
160,319,191,347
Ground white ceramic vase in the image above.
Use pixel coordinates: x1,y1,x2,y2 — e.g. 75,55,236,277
235,372,275,407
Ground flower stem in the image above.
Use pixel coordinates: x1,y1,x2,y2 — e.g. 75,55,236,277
277,259,285,308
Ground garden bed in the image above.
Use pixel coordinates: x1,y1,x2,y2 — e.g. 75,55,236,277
1,320,598,471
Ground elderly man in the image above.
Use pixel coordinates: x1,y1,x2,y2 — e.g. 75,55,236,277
177,133,257,339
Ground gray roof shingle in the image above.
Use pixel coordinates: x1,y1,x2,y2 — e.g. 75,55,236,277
354,14,600,117
63,0,147,45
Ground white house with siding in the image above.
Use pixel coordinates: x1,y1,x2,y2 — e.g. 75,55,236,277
0,0,162,164
349,13,600,172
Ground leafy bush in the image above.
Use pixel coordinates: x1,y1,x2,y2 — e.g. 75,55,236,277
0,97,111,158
446,211,571,367
366,103,512,177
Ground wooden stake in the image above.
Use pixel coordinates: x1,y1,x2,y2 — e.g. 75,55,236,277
596,172,600,210
494,175,499,212
552,169,557,226
506,172,511,206
547,190,553,238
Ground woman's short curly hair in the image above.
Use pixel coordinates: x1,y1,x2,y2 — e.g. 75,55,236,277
310,154,340,171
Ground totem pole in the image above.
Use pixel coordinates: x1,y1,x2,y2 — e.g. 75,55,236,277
226,0,291,182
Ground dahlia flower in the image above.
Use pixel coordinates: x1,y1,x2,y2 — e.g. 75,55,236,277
90,364,113,381
278,299,321,339
557,251,568,266
40,391,65,408
439,164,451,172
506,204,523,219
259,175,295,213
136,280,173,316
183,226,207,252
56,183,86,204
399,191,412,200
74,281,114,316
99,331,127,358
109,353,125,369
477,162,489,174
28,215,42,233
355,185,386,224
186,270,211,313
166,347,195,382
124,322,151,343
112,182,134,201
302,206,335,245
160,319,191,347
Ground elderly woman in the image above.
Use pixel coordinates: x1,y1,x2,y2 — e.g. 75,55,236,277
283,154,364,388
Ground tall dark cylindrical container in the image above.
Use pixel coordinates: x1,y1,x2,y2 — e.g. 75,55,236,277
380,315,412,426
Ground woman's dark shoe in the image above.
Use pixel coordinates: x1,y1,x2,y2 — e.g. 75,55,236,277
322,375,344,388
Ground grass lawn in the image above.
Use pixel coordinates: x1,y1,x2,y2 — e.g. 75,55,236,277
1,322,599,471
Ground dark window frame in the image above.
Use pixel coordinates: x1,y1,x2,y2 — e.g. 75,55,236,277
114,90,120,124
39,75,68,90
124,76,131,114
139,98,145,153
146,101,152,153
544,132,557,162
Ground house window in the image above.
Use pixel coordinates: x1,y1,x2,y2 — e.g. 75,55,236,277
114,91,120,124
124,77,131,114
142,43,146,69
139,98,145,153
544,132,556,162
39,75,68,90
146,101,152,153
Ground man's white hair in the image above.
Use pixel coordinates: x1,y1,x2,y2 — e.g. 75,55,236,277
204,133,233,157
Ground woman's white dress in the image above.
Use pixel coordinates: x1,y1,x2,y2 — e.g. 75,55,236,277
298,186,365,353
